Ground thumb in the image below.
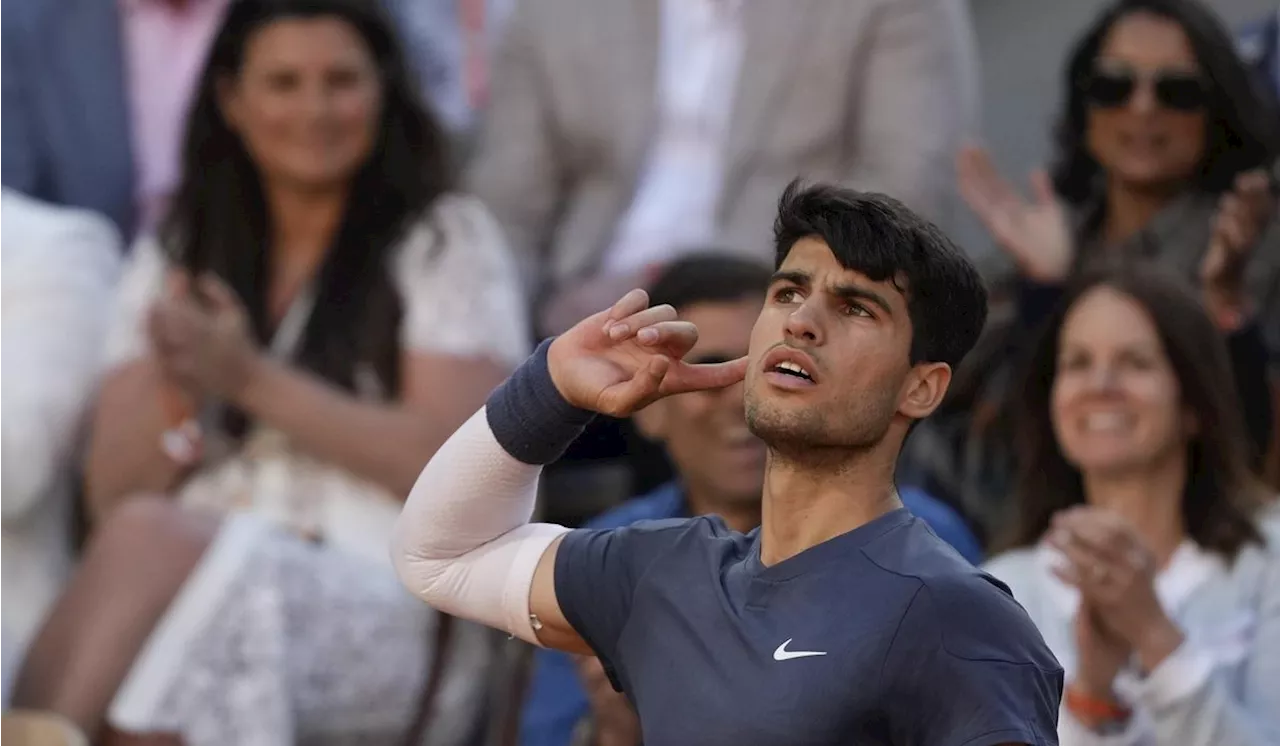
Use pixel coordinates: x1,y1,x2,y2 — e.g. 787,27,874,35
597,355,670,416
166,269,192,299
1030,168,1057,206
197,273,242,314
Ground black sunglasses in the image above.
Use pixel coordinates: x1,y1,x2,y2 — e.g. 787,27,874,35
1083,69,1210,112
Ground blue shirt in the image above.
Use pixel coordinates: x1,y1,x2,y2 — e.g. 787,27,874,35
527,501,1056,746
520,483,991,746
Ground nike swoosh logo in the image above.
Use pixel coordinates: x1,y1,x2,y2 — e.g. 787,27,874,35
773,639,827,661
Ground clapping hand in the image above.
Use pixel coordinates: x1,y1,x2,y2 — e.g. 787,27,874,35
547,288,749,417
1047,506,1184,673
957,145,1074,283
1200,169,1275,324
148,271,264,402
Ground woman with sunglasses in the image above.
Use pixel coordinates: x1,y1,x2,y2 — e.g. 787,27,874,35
960,0,1280,307
955,0,1280,461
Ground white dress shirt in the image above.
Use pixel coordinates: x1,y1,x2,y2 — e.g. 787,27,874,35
1,191,123,703
602,0,744,276
983,509,1280,746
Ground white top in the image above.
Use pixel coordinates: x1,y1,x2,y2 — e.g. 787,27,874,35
1,191,124,701
983,507,1280,746
601,0,744,276
102,194,530,568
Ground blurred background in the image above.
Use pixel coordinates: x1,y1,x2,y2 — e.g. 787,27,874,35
2,0,1278,744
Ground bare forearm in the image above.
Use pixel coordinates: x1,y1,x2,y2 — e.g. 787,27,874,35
85,362,187,518
232,358,464,497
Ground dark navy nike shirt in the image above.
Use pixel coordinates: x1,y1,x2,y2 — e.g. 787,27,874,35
487,341,1065,746
554,510,1063,746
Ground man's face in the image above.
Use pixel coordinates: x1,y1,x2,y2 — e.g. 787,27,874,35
636,298,765,508
744,237,918,453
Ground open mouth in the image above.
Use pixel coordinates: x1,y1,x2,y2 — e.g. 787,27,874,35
770,361,813,382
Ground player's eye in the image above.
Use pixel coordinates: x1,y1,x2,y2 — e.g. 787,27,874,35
774,287,802,304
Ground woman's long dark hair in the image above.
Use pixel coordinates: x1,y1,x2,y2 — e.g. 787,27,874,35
1051,0,1280,205
161,0,452,435
1002,262,1271,560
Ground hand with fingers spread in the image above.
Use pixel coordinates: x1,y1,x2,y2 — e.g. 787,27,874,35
1200,169,1275,326
957,145,1074,283
547,288,749,417
1047,506,1185,673
148,271,264,402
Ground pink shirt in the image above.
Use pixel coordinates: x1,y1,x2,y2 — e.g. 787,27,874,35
120,0,231,233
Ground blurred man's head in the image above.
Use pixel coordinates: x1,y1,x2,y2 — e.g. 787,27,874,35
744,182,988,462
632,255,772,512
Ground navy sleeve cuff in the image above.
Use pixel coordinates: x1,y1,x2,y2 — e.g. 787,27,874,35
485,338,597,465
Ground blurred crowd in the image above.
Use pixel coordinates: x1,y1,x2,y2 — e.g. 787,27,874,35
1,0,1278,744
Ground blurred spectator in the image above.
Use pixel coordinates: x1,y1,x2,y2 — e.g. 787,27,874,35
984,264,1279,745
959,0,1280,358
9,1,524,743
1,0,233,240
469,0,979,337
908,0,1280,537
518,255,984,746
386,0,515,134
0,0,464,241
0,191,122,703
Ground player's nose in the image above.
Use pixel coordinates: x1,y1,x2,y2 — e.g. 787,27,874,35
784,300,823,345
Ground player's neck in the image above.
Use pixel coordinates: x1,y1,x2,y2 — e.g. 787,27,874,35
757,445,900,567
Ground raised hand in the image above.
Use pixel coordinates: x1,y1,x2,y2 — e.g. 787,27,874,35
1047,506,1184,673
957,145,1073,283
1200,169,1274,324
547,289,748,417
148,272,263,402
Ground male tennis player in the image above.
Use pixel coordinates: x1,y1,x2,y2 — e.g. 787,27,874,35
393,182,1063,745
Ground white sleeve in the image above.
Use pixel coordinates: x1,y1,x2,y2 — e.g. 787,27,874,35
393,194,531,369
102,235,169,370
390,406,568,645
0,196,124,519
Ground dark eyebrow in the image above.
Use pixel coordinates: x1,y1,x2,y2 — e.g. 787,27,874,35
832,283,893,316
769,269,810,288
770,270,893,316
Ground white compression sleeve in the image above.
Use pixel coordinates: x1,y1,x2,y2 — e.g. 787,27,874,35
390,407,569,645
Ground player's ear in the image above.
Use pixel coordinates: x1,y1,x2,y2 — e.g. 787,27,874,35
632,399,669,441
897,362,951,420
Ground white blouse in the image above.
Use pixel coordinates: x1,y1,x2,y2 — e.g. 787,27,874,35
983,506,1280,746
101,194,531,568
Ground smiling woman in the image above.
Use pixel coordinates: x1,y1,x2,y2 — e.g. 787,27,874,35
10,0,526,744
984,262,1279,746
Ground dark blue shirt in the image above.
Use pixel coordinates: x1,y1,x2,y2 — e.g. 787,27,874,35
553,508,1062,746
521,485,988,746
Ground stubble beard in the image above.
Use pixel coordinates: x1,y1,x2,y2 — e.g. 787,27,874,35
744,392,890,466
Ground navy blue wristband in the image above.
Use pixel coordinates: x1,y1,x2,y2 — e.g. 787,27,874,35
485,338,597,465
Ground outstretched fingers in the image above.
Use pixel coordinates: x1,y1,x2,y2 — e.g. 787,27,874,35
605,304,679,341
602,289,653,330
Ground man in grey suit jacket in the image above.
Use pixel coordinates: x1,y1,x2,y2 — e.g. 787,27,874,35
468,0,979,336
